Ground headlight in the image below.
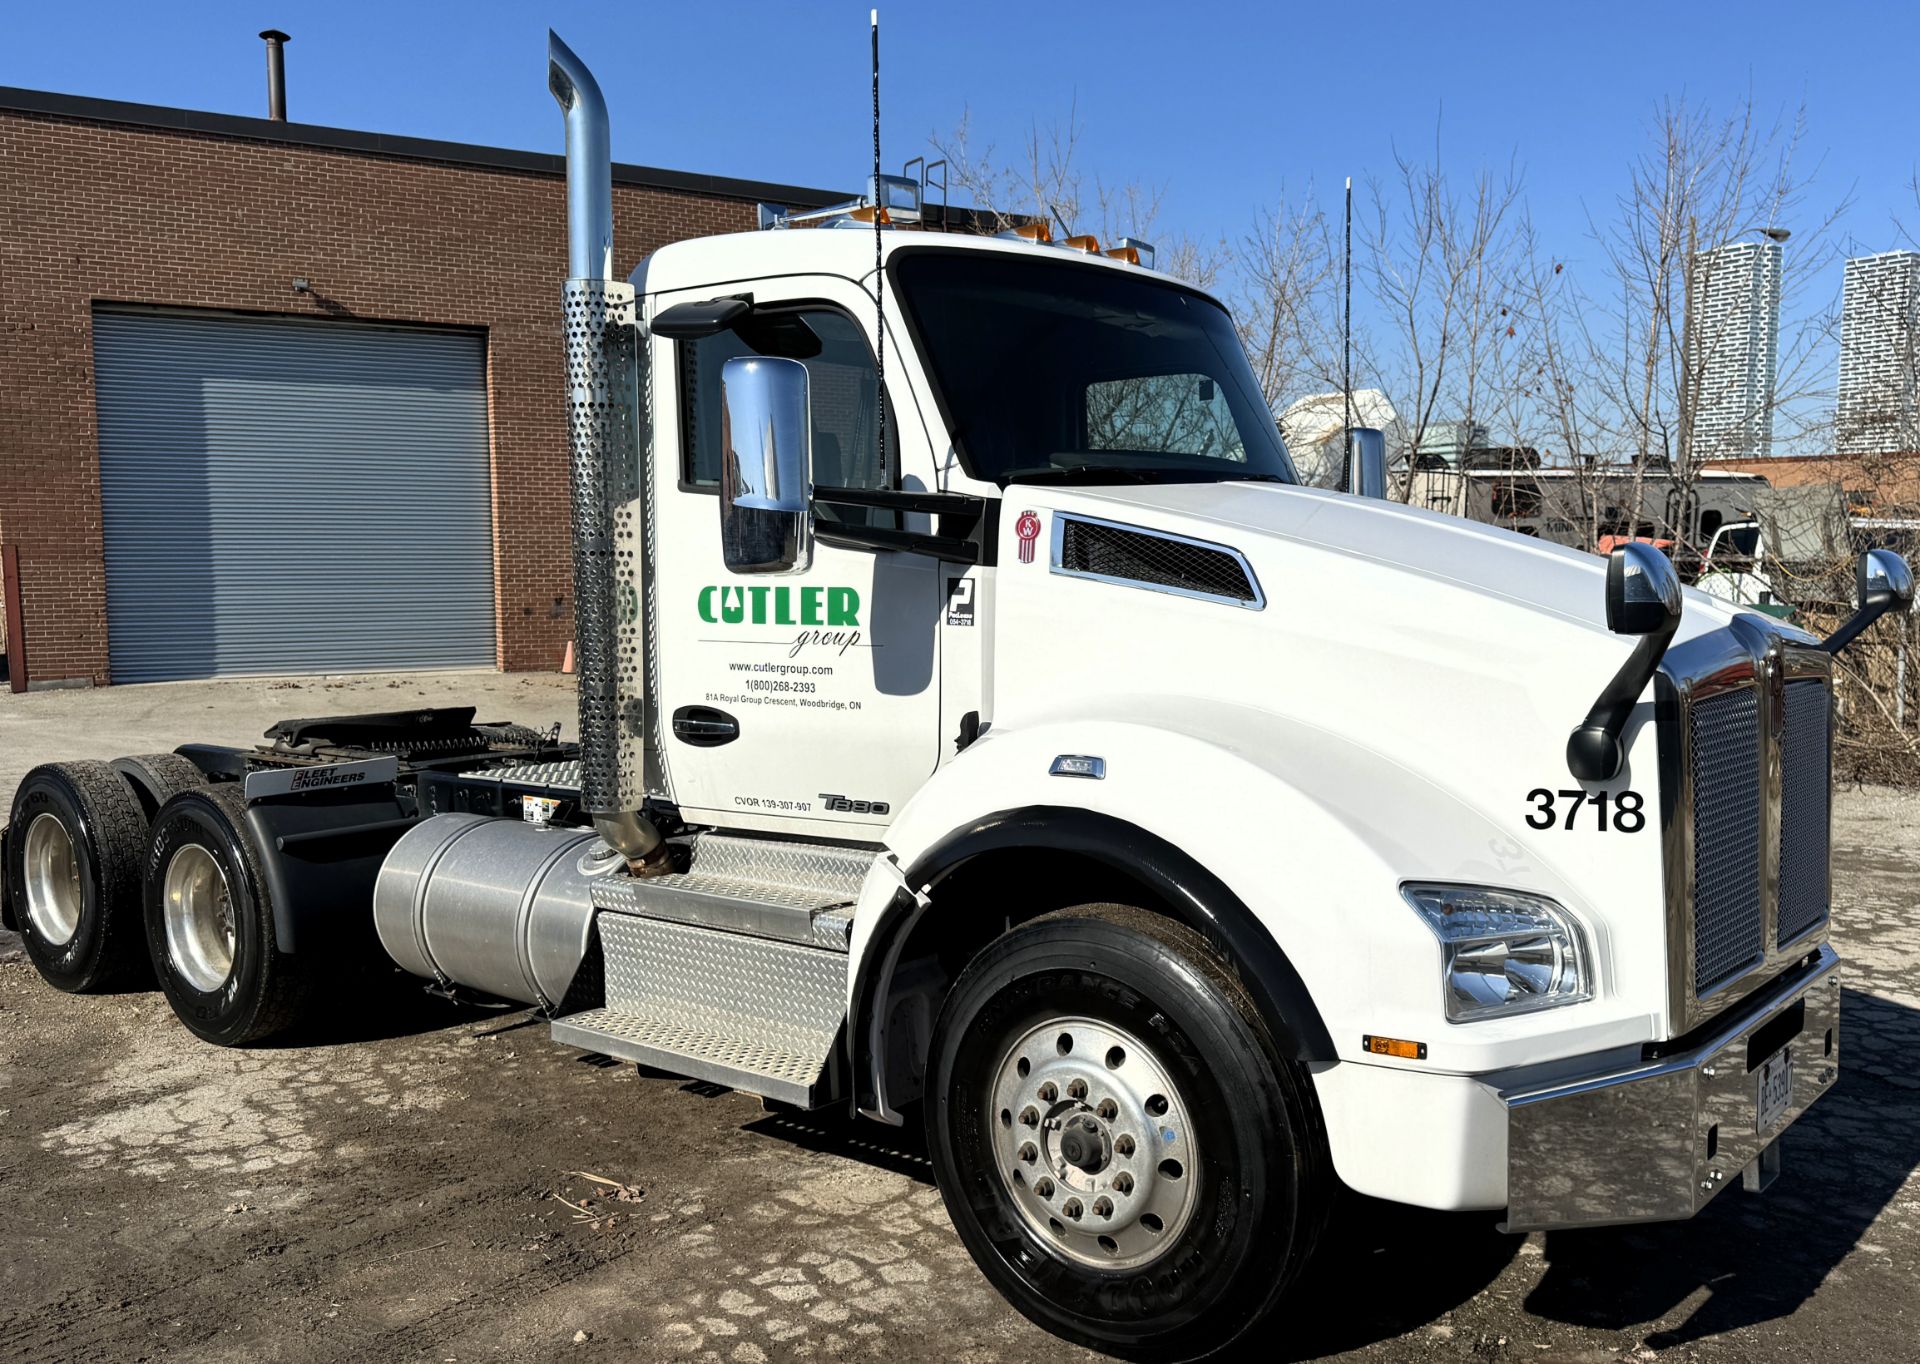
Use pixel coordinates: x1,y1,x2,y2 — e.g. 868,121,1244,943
1401,884,1592,1022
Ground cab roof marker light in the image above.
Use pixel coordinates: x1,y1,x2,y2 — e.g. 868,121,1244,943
1060,234,1101,254
1115,236,1154,269
1000,221,1052,245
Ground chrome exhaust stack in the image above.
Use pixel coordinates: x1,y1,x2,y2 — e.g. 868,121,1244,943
548,32,667,873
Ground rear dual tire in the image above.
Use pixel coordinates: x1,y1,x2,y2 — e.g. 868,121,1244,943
143,783,312,1046
4,761,150,992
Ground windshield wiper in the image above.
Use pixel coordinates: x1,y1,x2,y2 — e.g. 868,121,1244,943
1004,465,1289,487
1003,464,1162,485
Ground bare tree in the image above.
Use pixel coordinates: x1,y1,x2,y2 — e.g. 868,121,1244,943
927,106,1224,286
1233,190,1342,411
1360,134,1527,485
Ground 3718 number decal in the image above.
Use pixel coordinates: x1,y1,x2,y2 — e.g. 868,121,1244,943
1526,788,1645,833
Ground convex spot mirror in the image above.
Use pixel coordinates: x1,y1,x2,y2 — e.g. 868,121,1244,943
1605,541,1682,636
719,355,813,576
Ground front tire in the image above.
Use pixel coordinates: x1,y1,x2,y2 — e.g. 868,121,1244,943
144,783,313,1045
926,905,1330,1362
5,760,150,992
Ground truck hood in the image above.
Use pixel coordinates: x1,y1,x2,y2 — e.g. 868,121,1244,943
1055,479,1740,642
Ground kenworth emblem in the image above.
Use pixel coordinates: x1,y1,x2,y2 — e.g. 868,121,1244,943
1015,510,1042,564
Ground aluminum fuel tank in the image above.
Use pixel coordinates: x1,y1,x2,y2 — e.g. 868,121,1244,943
373,813,622,1009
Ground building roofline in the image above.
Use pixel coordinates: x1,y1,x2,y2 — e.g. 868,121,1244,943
0,85,847,209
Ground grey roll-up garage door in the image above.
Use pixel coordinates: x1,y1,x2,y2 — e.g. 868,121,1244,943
93,310,496,682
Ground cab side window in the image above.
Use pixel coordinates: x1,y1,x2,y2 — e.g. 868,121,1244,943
679,307,899,529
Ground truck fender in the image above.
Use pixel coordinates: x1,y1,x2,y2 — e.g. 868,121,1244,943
846,708,1601,1123
848,805,1336,1119
239,788,420,957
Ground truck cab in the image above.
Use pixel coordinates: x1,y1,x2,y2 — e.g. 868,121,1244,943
6,33,1914,1363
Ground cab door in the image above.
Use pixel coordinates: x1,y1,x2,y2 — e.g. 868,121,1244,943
648,277,943,835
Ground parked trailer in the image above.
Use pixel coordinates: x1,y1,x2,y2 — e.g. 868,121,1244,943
4,32,1917,1362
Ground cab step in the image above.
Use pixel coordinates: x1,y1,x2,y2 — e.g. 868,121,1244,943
550,832,875,1108
589,830,874,951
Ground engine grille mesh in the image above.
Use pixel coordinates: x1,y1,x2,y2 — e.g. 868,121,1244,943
1056,518,1257,603
1690,688,1764,992
1777,680,1832,946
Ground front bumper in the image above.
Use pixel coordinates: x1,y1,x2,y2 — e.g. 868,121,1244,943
1500,943,1840,1231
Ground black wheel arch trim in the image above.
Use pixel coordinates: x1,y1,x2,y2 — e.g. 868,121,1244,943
850,805,1336,1115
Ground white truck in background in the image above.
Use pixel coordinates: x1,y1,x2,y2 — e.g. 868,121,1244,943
4,32,1916,1361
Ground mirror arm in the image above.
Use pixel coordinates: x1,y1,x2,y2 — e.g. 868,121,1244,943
813,485,984,518
816,524,981,563
1566,617,1680,783
1820,602,1892,657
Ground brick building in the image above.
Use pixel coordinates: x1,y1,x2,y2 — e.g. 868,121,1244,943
0,87,838,688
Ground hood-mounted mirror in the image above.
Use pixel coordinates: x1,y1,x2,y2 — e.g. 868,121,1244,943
1822,548,1915,655
1348,428,1388,500
1567,542,1683,783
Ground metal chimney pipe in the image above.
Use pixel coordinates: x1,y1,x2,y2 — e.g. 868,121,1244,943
259,30,290,122
546,31,666,873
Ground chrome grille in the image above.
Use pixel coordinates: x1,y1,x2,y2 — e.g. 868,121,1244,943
1777,680,1832,946
1689,688,1764,992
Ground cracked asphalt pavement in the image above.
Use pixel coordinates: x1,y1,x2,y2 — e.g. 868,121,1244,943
2,673,1917,1362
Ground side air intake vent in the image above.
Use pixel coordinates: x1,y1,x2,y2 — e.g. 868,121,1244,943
1053,514,1263,608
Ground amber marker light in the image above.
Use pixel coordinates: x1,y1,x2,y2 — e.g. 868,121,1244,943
1362,1035,1428,1060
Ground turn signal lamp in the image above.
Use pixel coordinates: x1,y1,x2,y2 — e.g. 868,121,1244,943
1362,1035,1428,1060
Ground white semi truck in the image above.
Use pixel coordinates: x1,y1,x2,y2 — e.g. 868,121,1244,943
3,34,1915,1361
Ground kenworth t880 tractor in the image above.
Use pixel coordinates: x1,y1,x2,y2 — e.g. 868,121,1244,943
3,33,1914,1362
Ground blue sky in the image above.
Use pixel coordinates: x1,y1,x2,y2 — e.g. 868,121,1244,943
6,1,1914,437
5,1,1909,256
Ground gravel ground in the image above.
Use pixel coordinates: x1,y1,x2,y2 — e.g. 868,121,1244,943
2,673,1917,1363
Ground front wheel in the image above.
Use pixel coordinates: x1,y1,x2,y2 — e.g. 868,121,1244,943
926,905,1331,1362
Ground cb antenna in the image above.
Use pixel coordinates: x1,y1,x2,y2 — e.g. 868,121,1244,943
871,9,888,487
1343,175,1353,481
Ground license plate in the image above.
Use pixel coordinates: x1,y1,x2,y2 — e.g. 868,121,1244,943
521,795,562,825
1756,1047,1794,1134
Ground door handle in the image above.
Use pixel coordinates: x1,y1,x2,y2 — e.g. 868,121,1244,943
671,705,739,746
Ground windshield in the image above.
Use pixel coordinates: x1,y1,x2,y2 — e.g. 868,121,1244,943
892,251,1297,487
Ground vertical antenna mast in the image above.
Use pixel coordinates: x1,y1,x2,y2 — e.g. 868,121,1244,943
871,10,887,488
1343,175,1353,478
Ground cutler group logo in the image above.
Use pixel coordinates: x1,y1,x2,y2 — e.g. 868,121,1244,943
1015,510,1043,564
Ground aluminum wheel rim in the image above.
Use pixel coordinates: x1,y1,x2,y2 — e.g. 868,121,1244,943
163,844,235,992
22,813,84,946
990,1015,1198,1270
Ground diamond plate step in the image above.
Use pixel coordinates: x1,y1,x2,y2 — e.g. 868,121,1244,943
550,911,849,1108
590,831,877,952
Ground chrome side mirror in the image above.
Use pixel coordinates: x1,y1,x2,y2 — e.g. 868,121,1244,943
719,355,813,575
1567,542,1684,782
1348,427,1388,500
1606,540,1683,637
1823,548,1915,655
